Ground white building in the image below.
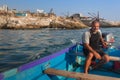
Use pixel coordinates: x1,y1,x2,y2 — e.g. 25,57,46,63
37,9,45,13
0,5,8,11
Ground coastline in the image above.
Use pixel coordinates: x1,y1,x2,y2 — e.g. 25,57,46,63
0,12,87,29
0,11,120,30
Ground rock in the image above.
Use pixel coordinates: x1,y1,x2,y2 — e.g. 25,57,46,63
0,14,87,29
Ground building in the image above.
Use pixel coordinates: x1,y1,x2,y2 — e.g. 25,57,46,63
15,13,27,17
37,9,45,13
0,5,8,11
71,13,91,20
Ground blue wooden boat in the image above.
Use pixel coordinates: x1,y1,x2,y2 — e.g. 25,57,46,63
0,33,120,80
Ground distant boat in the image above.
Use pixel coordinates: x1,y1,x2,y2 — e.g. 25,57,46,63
0,33,120,80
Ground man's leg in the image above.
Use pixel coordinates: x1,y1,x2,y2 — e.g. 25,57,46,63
103,54,110,62
84,53,94,74
91,54,109,69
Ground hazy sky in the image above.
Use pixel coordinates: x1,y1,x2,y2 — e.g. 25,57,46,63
0,0,120,21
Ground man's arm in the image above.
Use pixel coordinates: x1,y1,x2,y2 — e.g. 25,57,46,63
82,31,101,59
100,36,108,48
99,30,108,48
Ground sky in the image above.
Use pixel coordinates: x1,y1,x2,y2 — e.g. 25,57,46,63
0,0,120,21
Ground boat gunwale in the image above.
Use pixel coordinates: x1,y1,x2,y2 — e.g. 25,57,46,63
0,44,78,80
0,73,4,80
18,47,69,72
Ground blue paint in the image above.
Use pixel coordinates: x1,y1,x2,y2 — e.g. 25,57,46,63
1,44,120,80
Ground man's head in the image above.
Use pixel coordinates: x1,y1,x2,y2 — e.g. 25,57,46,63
91,20,100,32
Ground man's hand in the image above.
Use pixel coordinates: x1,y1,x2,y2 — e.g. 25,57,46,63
102,42,108,48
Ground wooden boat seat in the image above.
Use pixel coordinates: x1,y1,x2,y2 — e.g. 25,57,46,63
44,68,120,80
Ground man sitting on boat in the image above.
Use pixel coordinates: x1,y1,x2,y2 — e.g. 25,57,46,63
82,20,110,74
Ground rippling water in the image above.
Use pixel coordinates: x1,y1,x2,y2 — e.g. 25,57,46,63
0,28,120,72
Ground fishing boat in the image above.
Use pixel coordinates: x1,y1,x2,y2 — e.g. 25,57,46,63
0,33,120,80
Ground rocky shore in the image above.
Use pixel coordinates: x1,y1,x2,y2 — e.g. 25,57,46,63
0,13,87,29
0,11,120,29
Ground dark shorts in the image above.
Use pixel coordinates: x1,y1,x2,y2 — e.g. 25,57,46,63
83,48,106,61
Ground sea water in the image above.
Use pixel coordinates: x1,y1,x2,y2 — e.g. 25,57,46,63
0,28,120,72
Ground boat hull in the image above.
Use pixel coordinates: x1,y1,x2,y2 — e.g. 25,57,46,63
1,44,120,80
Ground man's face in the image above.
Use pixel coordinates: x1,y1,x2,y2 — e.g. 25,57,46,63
91,22,100,32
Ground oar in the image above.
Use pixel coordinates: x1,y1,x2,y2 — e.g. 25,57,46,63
109,56,120,61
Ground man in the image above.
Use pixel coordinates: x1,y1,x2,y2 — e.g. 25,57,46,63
82,20,109,74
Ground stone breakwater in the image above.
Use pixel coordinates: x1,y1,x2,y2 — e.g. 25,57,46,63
0,16,87,29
